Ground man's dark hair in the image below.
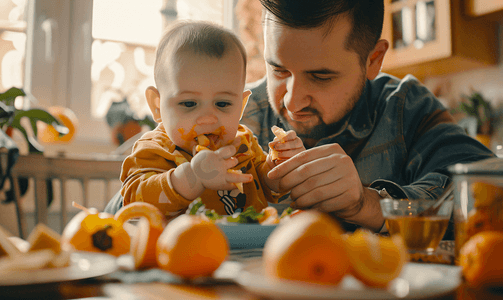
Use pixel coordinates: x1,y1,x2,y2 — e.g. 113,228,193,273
259,0,384,66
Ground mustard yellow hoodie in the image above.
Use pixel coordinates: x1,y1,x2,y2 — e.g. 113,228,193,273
120,123,280,218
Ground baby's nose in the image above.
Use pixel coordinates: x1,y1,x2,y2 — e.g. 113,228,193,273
196,114,218,125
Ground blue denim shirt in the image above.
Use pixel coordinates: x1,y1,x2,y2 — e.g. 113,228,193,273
241,73,495,202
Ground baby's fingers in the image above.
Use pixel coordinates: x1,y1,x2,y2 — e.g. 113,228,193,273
227,169,253,184
215,144,237,159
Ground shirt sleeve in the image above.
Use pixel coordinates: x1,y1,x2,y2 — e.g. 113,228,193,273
120,140,193,217
378,76,495,200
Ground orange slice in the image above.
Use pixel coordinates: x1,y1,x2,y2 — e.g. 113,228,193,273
197,134,210,147
27,223,62,254
271,125,287,142
115,202,166,269
345,229,408,287
271,126,287,161
227,169,244,193
258,206,280,225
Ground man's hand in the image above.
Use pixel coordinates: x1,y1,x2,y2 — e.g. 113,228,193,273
267,143,384,231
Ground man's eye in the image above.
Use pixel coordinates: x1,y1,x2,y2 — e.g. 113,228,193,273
180,101,196,108
215,101,231,108
271,67,290,78
311,74,333,82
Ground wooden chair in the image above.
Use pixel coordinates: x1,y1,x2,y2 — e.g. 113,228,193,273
10,153,124,238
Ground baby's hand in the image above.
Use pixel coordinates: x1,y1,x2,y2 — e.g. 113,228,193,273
268,126,305,166
190,145,252,191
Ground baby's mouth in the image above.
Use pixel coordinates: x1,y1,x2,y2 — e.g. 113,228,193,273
195,133,220,150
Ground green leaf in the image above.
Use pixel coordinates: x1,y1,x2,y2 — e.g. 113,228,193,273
12,109,68,138
0,87,25,106
237,206,262,223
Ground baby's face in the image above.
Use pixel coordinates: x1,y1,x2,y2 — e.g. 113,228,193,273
157,47,246,154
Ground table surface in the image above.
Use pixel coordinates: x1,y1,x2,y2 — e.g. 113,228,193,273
1,273,503,300
1,250,503,300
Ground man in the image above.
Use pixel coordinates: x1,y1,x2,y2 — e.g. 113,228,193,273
240,0,495,232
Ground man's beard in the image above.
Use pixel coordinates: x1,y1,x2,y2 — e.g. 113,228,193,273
269,73,367,141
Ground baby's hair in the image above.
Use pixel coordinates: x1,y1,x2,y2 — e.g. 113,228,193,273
154,20,247,87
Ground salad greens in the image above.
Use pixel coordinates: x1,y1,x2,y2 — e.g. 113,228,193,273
186,198,265,223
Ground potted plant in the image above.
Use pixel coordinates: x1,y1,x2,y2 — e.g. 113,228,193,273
456,91,494,148
0,87,68,153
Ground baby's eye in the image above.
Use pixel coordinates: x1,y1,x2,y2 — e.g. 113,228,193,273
180,101,197,108
215,101,231,108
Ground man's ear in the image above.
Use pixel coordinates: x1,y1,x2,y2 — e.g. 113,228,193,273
366,39,389,80
240,90,252,120
145,86,162,122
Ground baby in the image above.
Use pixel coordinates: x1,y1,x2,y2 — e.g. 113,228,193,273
120,21,305,217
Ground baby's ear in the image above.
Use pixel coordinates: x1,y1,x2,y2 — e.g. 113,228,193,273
240,90,252,120
145,86,161,122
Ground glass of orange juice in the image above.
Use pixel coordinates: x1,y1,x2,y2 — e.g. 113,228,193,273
380,198,454,254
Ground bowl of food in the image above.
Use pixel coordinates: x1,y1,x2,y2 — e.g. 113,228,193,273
186,199,298,249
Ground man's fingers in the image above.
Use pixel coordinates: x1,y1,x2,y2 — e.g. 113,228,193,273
268,144,345,179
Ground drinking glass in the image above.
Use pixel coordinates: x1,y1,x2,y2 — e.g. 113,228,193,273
380,198,454,254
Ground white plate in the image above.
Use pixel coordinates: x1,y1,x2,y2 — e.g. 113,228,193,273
0,251,118,286
236,259,462,299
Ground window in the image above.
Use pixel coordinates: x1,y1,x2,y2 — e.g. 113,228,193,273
0,0,27,108
0,0,265,151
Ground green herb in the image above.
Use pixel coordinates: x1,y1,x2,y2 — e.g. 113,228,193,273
204,209,222,221
281,207,293,217
235,206,263,223
188,198,204,215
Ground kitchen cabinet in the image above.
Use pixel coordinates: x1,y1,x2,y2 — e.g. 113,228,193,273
466,0,503,20
381,0,498,81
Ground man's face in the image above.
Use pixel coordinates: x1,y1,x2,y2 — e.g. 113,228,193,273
263,13,368,136
156,47,246,153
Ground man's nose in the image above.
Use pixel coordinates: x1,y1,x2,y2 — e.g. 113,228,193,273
196,113,218,125
283,76,311,112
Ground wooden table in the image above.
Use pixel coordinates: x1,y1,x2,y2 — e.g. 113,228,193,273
1,277,503,300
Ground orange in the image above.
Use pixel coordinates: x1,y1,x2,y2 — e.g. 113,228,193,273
37,106,78,144
61,205,130,257
111,120,142,146
472,182,503,208
263,210,350,285
466,207,503,239
345,229,408,287
459,231,503,288
114,202,167,269
156,214,229,279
